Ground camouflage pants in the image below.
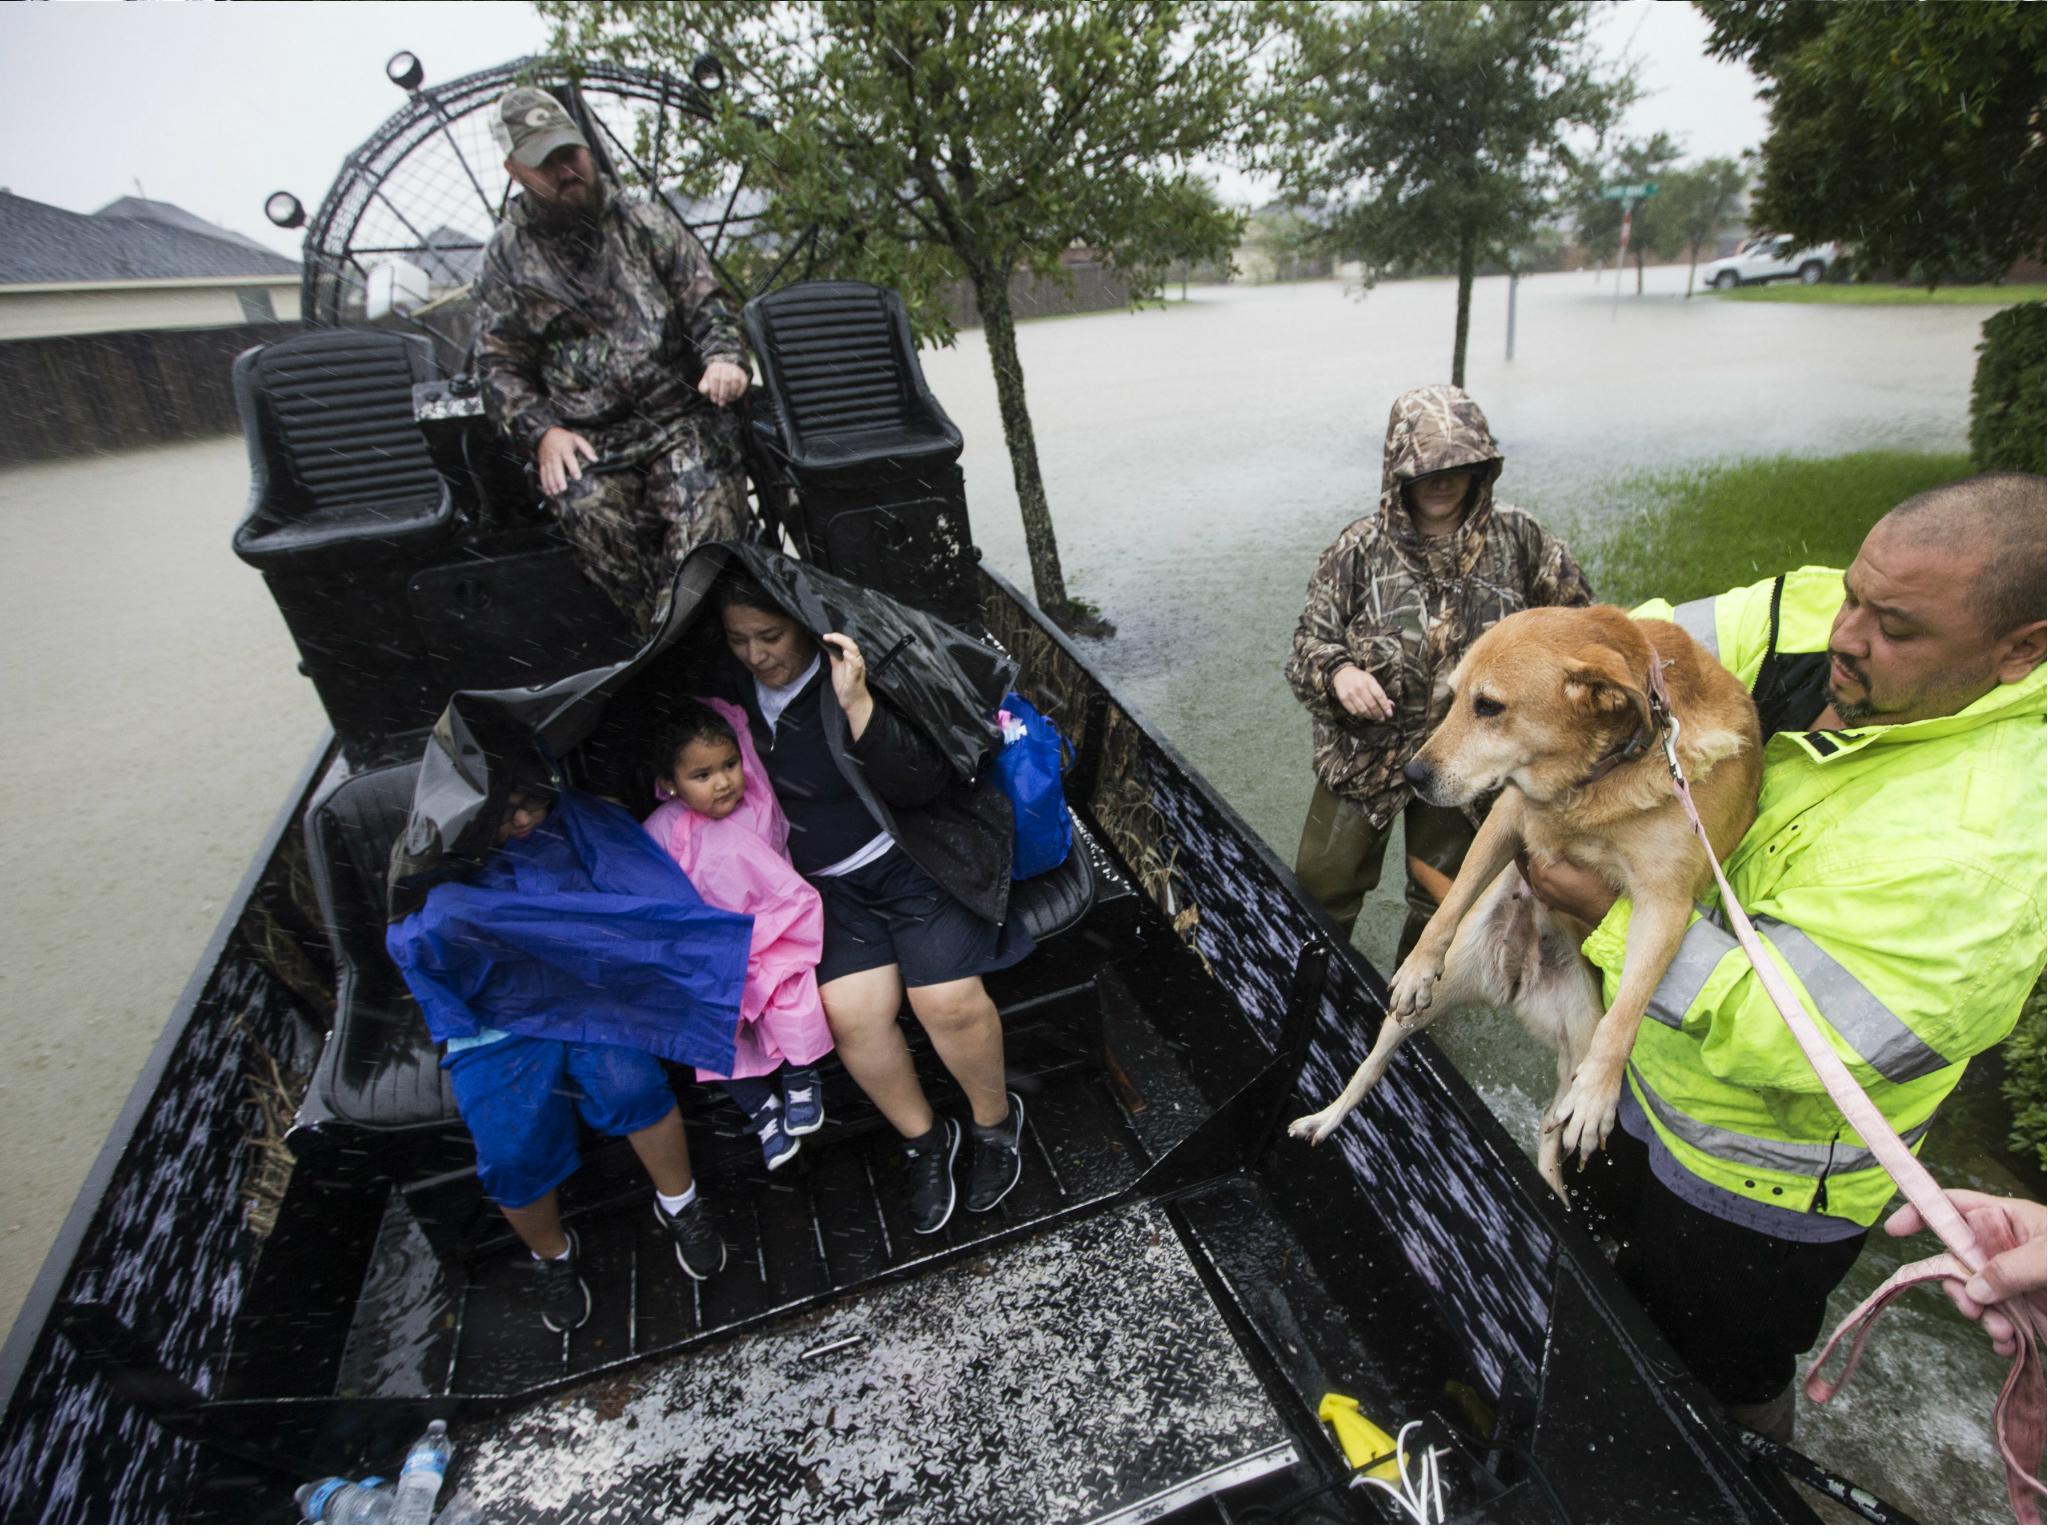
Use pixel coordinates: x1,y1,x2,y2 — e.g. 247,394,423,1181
1293,781,1475,960
550,414,747,633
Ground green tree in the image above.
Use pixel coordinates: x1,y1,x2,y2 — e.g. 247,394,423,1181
1570,133,1682,296
1240,204,1323,285
1696,0,2046,283
1659,158,1749,298
1277,1,1632,386
542,1,1268,633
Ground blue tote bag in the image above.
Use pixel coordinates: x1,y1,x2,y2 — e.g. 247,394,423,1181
995,690,1072,880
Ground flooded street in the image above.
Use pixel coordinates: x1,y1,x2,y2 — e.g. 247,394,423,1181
0,265,2029,1519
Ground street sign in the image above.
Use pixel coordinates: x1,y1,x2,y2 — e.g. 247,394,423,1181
1599,182,1658,201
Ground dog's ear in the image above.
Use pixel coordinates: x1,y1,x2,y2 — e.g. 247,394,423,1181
1562,644,1653,735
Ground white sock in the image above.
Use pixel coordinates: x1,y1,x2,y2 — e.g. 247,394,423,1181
530,1244,571,1264
656,1181,699,1217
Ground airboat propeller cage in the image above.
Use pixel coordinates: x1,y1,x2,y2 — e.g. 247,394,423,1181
287,55,756,354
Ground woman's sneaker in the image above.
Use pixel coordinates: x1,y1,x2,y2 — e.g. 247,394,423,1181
529,1228,592,1334
653,1196,727,1281
780,1064,825,1137
902,1118,960,1234
965,1093,1026,1213
747,1094,801,1171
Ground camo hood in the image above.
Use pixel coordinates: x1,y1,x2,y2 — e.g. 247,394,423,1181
1378,384,1505,548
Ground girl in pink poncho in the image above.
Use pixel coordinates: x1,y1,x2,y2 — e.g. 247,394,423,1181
643,698,834,1170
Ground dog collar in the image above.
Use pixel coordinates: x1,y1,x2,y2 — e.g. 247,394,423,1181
1573,649,1675,789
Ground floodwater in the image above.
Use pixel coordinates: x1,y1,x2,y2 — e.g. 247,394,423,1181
0,263,2032,1520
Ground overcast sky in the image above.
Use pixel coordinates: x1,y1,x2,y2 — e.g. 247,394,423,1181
1,1,1768,262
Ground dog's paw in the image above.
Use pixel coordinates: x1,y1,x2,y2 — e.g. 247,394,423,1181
1287,1109,1339,1146
1387,957,1440,1020
1546,1066,1621,1163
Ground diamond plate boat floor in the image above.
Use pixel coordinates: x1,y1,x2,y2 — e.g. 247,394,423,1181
443,1201,1296,1524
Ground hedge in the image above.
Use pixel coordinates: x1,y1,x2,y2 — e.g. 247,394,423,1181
2005,974,2046,1170
1969,301,2046,475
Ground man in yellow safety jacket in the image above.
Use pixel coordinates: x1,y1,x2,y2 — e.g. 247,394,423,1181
1528,472,2046,1437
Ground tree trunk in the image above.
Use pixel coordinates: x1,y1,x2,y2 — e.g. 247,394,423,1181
973,273,1097,630
1451,229,1475,387
1686,242,1699,299
1635,245,1645,296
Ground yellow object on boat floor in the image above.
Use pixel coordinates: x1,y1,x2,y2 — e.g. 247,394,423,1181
1317,1392,1404,1483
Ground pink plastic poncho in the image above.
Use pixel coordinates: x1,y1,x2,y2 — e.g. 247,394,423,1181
642,697,834,1082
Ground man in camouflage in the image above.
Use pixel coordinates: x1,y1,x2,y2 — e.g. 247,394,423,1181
476,87,750,633
1285,385,1593,955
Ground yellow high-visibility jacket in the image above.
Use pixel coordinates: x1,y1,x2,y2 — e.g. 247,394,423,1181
1583,567,2045,1228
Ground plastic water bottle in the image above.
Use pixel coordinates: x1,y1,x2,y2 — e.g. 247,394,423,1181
390,1419,453,1524
432,1489,483,1524
295,1476,395,1524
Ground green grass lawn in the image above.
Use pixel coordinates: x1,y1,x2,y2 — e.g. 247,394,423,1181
1586,448,1975,607
1715,282,2045,306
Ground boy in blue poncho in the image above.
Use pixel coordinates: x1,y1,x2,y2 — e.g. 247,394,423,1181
387,784,755,1335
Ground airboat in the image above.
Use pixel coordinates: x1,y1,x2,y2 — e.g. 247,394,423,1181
0,53,1834,1523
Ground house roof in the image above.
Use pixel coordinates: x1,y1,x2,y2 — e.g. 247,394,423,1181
411,223,487,286
0,190,300,285
91,195,280,256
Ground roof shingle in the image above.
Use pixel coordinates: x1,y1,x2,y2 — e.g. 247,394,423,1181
0,190,300,285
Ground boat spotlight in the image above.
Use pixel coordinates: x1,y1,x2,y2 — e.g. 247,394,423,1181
386,50,425,92
690,52,726,93
265,191,306,230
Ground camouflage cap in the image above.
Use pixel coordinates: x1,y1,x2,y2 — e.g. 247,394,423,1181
490,87,588,169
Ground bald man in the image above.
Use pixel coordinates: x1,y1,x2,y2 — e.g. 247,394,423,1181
1528,472,2047,1438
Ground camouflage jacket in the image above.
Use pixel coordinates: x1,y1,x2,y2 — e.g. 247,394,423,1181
474,185,745,464
1285,385,1593,828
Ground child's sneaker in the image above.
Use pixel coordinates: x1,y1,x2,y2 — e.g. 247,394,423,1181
965,1092,1027,1214
902,1117,960,1234
528,1227,592,1333
653,1195,727,1281
780,1064,825,1137
747,1093,801,1171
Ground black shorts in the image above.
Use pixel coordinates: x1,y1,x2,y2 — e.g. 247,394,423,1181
813,846,1034,990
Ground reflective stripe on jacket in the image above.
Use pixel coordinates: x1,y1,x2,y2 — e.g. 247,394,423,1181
1584,566,2046,1228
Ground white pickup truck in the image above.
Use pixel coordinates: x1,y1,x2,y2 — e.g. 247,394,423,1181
1701,234,1841,289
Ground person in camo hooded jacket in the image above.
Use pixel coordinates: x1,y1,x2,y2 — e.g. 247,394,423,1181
1284,384,1593,957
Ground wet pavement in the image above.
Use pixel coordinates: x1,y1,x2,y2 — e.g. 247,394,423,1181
0,263,2031,1520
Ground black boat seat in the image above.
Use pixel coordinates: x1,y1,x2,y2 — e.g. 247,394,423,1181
294,761,461,1143
742,280,981,627
744,281,964,484
1010,814,1096,944
232,329,456,573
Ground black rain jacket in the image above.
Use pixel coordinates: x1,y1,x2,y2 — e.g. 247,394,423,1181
389,542,1018,923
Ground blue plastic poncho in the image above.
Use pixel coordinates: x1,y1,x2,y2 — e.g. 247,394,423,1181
386,789,752,1075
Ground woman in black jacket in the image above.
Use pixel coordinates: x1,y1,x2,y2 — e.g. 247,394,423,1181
712,577,1030,1235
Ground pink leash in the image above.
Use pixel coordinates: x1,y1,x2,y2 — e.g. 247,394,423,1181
1645,657,2045,1521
